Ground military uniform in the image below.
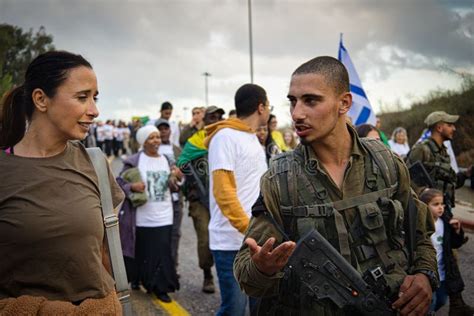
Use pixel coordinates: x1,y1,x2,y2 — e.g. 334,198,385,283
234,125,437,315
407,137,466,206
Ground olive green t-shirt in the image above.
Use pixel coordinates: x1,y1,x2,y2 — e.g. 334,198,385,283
0,141,124,302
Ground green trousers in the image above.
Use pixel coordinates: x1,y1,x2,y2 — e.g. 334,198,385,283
188,200,214,271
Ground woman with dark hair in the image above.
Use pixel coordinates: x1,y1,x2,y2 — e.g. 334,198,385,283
355,123,381,140
268,114,288,152
0,51,124,314
256,116,280,164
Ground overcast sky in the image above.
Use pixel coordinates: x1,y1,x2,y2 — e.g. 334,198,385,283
1,0,473,125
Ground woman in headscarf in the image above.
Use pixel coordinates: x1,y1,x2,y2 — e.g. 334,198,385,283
117,125,180,303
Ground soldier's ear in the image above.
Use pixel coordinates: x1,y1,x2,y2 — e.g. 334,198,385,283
338,92,352,115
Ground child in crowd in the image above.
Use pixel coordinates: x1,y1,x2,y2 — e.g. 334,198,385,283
420,189,473,315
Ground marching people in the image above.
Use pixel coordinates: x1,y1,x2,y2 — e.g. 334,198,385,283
117,125,180,303
234,56,438,315
206,84,270,315
0,51,124,314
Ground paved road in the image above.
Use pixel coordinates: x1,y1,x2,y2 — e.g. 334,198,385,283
111,157,474,315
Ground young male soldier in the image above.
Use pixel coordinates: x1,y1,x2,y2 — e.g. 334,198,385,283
206,84,270,316
234,56,438,315
407,111,473,315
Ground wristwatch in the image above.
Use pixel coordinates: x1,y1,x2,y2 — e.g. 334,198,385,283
414,269,439,291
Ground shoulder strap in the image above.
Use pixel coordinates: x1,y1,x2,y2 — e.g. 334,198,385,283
86,148,132,316
425,138,440,155
360,138,398,190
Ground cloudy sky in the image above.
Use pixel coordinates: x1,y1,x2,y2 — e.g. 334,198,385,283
1,0,473,125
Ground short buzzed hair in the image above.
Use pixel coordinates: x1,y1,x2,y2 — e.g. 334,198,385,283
293,56,349,95
234,83,267,118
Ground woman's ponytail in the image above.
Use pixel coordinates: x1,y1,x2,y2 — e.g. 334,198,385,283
0,85,27,149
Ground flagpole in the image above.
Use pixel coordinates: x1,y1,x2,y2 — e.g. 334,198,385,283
248,0,254,83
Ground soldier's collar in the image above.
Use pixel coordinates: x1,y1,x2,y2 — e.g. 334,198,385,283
302,124,365,164
348,124,366,157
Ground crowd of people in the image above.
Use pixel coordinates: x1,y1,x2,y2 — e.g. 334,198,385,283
1,50,473,316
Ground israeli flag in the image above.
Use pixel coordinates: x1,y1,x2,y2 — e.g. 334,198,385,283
338,35,376,126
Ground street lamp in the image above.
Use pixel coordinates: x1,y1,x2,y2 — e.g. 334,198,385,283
202,72,211,106
248,0,254,83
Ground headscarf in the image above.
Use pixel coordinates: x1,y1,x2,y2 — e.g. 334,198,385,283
136,125,158,146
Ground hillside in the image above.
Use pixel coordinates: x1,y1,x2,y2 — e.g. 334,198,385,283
379,84,474,167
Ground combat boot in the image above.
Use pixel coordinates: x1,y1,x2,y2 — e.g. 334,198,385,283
202,269,215,294
449,293,474,316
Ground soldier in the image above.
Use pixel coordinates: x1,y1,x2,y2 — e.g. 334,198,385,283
407,111,473,315
407,111,471,206
234,56,438,315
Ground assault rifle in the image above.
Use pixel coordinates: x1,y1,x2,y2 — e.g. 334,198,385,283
408,161,435,189
283,229,395,316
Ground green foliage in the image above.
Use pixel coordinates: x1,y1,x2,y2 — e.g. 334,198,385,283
379,81,474,166
0,24,55,97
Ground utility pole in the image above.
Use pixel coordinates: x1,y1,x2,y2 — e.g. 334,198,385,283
248,0,254,83
202,72,211,106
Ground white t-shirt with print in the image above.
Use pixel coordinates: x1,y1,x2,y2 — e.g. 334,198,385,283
135,153,173,227
208,128,268,251
431,218,445,281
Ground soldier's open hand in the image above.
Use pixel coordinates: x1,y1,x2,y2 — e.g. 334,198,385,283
391,273,432,315
245,237,296,276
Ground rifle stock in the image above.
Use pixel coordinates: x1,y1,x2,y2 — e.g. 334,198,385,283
284,229,395,316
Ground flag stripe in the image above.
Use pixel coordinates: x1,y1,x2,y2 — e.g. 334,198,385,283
338,35,376,126
354,107,371,125
350,84,367,99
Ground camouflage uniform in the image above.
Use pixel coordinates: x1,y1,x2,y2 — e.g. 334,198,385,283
234,125,437,315
407,137,467,206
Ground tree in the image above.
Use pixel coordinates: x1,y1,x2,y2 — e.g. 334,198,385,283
0,24,55,97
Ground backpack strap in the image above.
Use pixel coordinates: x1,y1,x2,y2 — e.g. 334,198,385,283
360,138,398,190
86,148,132,316
273,147,351,263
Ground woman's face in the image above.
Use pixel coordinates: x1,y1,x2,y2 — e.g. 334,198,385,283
143,131,161,155
256,125,268,145
395,131,407,144
366,129,380,140
269,117,277,132
42,66,99,141
284,131,293,145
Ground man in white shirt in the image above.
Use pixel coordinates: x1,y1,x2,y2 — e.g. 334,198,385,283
204,83,271,316
148,102,181,147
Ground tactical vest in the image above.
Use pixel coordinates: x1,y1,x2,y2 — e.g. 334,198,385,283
266,138,409,314
420,138,457,205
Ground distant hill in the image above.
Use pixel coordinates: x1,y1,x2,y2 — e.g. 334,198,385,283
379,83,474,167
